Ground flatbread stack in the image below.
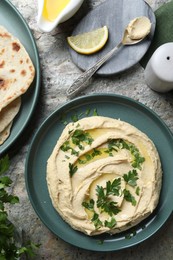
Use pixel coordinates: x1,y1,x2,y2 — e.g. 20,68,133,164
0,26,35,145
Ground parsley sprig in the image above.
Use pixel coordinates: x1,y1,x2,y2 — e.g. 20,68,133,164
0,155,39,259
123,169,138,187
78,148,102,165
71,129,94,149
91,213,103,229
82,178,122,229
104,217,116,228
106,139,145,169
60,129,94,159
96,179,121,217
60,108,99,125
62,129,94,177
69,163,78,177
82,199,94,211
106,178,122,196
82,174,140,230
123,189,137,206
60,141,79,156
123,169,140,205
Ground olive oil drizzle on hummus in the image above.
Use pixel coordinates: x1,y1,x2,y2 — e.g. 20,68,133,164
82,168,141,229
47,116,162,236
61,136,145,177
60,129,145,230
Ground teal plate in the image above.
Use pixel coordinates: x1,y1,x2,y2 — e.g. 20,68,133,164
0,0,40,155
25,94,173,251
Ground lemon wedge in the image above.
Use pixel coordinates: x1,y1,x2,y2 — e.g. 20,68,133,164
67,26,109,55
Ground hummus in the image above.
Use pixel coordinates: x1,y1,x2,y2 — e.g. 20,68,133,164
123,16,151,44
47,116,162,236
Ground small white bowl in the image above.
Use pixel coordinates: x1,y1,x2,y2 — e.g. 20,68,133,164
37,0,84,33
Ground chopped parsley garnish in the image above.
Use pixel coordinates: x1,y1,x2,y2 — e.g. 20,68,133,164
60,141,79,156
97,198,121,216
85,108,91,116
60,129,94,157
123,189,137,206
91,213,103,229
78,148,102,165
104,217,117,228
125,229,137,239
82,199,94,211
93,108,98,116
71,129,94,149
104,139,118,156
106,139,145,170
60,113,68,125
97,239,104,245
82,176,140,230
96,179,121,216
135,186,140,196
106,178,121,196
92,148,102,157
69,163,78,177
60,108,99,125
71,114,79,122
82,178,123,229
131,154,145,169
123,169,138,187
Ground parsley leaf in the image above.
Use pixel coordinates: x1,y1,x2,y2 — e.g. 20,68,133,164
60,113,68,125
91,148,102,157
71,114,79,122
106,139,145,169
91,213,103,229
96,179,121,216
97,239,104,245
60,141,79,156
69,163,78,177
123,189,137,206
128,143,145,169
0,155,39,258
104,217,117,228
123,169,138,187
106,178,121,196
71,129,94,147
0,155,9,175
82,199,94,211
135,186,140,196
131,154,145,169
82,178,122,230
93,108,98,116
125,229,137,239
78,148,102,165
85,108,91,116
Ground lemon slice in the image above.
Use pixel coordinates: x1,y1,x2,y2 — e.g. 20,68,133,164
67,26,109,55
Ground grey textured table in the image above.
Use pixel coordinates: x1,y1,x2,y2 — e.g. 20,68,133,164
7,0,173,259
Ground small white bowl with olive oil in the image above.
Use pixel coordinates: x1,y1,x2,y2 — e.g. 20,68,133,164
37,0,84,32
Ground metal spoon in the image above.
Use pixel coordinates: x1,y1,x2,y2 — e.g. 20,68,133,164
66,16,151,99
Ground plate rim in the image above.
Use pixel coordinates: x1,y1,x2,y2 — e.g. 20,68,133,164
0,0,41,155
25,93,173,251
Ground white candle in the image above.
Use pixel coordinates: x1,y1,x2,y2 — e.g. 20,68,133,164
144,43,173,92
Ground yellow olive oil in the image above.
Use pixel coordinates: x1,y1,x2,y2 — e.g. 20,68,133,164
42,0,71,22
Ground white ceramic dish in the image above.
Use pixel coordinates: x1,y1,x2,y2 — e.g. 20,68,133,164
37,0,84,32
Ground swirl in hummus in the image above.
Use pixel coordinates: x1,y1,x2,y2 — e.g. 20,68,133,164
47,116,162,236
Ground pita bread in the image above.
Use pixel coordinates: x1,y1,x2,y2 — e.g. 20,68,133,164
0,122,12,145
0,97,21,133
0,26,35,112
